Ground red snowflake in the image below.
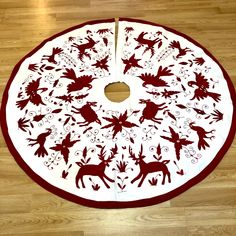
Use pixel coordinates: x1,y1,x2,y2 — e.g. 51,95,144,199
122,54,143,74
161,89,180,98
102,110,139,138
161,127,193,161
50,133,80,164
56,94,74,103
92,55,109,71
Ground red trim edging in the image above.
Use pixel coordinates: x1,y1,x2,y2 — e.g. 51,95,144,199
0,18,235,208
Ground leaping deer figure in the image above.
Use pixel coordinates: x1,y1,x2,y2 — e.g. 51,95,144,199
139,99,167,124
129,145,171,187
75,145,118,189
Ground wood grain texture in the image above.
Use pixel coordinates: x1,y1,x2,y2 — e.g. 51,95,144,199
0,0,236,235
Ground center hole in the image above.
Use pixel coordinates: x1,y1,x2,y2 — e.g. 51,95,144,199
104,82,130,103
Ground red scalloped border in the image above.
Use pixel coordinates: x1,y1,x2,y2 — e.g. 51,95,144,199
0,18,235,208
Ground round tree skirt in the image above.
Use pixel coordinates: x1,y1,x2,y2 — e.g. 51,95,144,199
1,18,236,208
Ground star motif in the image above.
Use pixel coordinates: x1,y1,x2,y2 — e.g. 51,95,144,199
92,55,109,71
102,110,139,139
122,54,143,74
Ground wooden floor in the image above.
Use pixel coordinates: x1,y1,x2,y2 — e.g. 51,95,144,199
0,0,236,235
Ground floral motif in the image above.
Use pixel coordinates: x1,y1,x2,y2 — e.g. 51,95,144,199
124,27,134,33
50,133,80,164
18,117,30,132
28,63,38,72
161,127,193,160
97,28,112,35
102,110,139,139
92,55,109,71
161,89,180,98
210,109,223,123
193,57,205,66
122,54,143,74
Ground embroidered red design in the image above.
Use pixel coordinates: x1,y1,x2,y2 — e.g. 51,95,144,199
1,18,235,208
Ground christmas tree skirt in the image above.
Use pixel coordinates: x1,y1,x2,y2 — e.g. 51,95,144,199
1,18,235,208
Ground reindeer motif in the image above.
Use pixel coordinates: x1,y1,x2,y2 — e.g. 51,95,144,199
129,145,171,187
139,99,167,124
72,36,98,61
71,101,101,127
134,32,161,57
41,47,63,64
75,145,118,188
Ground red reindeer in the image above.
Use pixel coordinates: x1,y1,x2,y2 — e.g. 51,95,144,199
72,36,98,61
71,102,101,127
134,32,161,57
41,47,63,64
129,145,171,187
139,99,167,124
75,145,118,188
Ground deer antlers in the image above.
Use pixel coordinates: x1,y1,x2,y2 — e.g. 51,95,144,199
129,144,145,161
98,146,106,161
139,144,145,159
98,144,118,163
129,146,136,161
108,144,118,162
